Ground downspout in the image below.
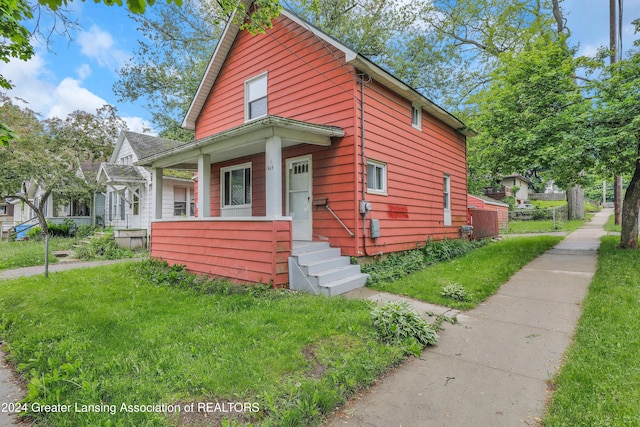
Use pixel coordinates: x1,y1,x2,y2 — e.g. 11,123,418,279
359,73,373,257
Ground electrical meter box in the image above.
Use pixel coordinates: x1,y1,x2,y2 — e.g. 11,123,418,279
370,219,381,239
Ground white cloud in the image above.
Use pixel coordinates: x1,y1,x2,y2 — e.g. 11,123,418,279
122,116,155,134
76,63,92,80
47,77,109,118
77,25,129,71
0,53,55,116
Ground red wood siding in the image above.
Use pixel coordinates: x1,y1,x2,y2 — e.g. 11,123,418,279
358,78,468,254
151,219,292,286
188,12,469,259
194,13,361,255
467,195,509,229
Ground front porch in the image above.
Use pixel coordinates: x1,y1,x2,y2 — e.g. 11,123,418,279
151,217,292,286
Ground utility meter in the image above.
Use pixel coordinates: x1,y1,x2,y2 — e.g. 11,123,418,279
360,201,372,214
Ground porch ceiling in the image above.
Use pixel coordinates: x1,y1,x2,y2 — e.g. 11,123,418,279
136,116,344,170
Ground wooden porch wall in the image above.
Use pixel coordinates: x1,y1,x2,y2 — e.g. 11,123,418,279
150,219,292,286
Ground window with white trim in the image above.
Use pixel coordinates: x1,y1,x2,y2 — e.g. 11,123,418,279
221,163,252,207
174,187,186,216
0,205,6,215
245,73,267,121
411,103,422,130
367,160,387,194
443,174,452,226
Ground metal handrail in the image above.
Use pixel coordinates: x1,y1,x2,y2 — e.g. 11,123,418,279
324,204,355,237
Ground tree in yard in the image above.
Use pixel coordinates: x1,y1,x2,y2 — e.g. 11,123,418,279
0,96,127,275
591,24,640,248
115,0,413,138
470,33,591,219
1,0,285,145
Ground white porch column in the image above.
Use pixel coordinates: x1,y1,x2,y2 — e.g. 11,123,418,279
198,154,211,217
153,167,163,220
265,135,283,217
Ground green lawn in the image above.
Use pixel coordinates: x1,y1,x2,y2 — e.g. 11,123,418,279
544,236,640,425
502,218,589,234
0,238,75,270
368,236,563,310
604,213,621,232
0,262,405,426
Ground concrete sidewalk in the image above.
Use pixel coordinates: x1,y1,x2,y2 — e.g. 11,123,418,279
0,258,140,281
328,209,609,427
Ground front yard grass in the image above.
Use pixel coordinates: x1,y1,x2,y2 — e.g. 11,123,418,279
544,236,640,425
369,236,563,310
0,238,75,270
0,262,405,427
502,218,588,234
604,213,621,232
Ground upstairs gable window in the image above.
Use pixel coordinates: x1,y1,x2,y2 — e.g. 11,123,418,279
245,73,268,121
411,103,422,130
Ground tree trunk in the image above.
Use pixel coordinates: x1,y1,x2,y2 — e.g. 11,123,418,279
620,159,640,249
614,175,623,224
566,185,585,220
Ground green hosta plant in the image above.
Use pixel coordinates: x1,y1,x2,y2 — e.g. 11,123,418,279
371,301,438,356
441,283,469,302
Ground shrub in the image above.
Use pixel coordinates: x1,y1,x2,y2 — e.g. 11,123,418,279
73,235,136,260
441,283,468,301
133,259,276,297
362,238,487,285
25,220,76,239
371,301,438,356
75,225,96,239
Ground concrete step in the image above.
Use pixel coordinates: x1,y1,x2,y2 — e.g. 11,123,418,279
303,256,351,275
291,241,331,255
310,264,364,286
294,247,342,265
319,273,370,297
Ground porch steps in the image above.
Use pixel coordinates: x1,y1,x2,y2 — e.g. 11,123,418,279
289,242,369,296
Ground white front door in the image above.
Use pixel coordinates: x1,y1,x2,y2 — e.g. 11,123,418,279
287,156,312,241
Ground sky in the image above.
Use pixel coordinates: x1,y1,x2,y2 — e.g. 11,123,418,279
1,0,639,135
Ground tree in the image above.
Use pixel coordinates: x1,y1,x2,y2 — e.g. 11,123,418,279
591,27,640,248
114,0,229,140
0,96,127,275
115,0,413,138
1,0,285,144
470,33,591,218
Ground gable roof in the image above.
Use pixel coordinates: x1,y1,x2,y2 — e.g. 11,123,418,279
502,174,534,185
468,193,510,208
137,115,345,168
97,164,146,184
182,1,474,137
111,131,186,163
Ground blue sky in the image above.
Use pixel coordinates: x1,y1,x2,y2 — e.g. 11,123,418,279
1,0,639,134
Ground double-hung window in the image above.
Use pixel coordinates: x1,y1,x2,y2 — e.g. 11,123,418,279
367,160,387,195
174,187,187,216
245,73,267,121
222,163,252,208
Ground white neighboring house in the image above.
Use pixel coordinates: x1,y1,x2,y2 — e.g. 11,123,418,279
96,131,194,234
500,175,533,205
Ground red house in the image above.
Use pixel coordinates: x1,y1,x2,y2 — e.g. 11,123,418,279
137,2,473,295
